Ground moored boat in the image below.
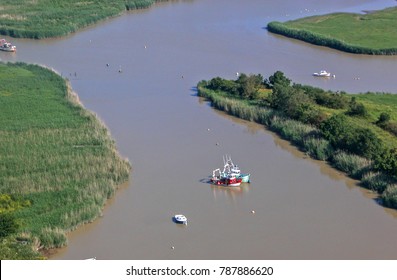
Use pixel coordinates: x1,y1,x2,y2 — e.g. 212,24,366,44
211,170,243,187
173,214,188,225
221,155,251,183
0,39,16,52
313,70,331,77
210,155,250,186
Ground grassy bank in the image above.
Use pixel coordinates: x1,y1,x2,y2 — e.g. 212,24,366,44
0,62,131,259
197,72,397,210
0,0,168,39
267,7,397,55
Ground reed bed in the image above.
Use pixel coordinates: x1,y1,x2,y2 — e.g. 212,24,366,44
302,137,334,161
361,172,391,193
331,151,373,179
269,116,317,146
0,62,131,258
382,184,397,209
0,0,169,38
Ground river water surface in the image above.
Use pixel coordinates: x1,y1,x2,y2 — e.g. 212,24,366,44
2,0,397,259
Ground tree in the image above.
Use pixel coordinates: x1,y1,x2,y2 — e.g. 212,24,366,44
320,114,350,147
265,71,291,89
320,114,382,159
352,128,382,159
236,73,263,99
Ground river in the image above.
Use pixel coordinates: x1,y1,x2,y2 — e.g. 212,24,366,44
2,0,397,259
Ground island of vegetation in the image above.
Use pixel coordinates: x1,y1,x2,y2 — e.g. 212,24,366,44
0,0,169,39
0,62,131,259
197,72,397,210
267,7,397,55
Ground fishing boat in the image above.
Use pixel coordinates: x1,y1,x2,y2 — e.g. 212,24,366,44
211,169,243,187
313,70,331,77
210,155,250,186
173,214,188,225
0,39,16,52
222,155,251,183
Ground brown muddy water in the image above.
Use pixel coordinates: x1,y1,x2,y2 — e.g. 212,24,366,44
2,0,397,259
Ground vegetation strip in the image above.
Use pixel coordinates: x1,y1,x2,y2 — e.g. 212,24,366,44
0,0,169,39
0,62,131,259
267,7,397,55
197,72,397,211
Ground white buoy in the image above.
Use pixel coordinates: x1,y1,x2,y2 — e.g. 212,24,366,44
171,246,175,250
251,210,255,214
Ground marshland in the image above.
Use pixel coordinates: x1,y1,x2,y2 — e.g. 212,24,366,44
0,0,168,39
267,6,397,55
1,0,397,260
0,63,130,259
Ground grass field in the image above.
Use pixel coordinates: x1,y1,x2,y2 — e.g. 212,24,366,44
0,62,131,259
0,0,167,38
267,7,397,54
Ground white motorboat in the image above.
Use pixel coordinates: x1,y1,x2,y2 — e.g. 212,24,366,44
173,214,188,225
0,39,16,52
313,70,331,77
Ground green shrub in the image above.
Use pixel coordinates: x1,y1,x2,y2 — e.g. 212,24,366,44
0,213,19,239
347,97,368,116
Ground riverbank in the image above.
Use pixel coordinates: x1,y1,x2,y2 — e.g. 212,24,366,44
197,73,397,210
0,62,131,259
267,7,397,55
0,0,168,39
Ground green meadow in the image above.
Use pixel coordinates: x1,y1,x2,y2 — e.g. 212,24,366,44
0,0,168,38
267,7,397,55
0,63,131,259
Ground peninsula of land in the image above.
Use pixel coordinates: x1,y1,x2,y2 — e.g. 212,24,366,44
197,72,397,211
267,7,397,55
0,63,131,259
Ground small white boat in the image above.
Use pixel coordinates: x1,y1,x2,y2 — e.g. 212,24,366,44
313,70,331,77
0,39,16,52
173,214,188,225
